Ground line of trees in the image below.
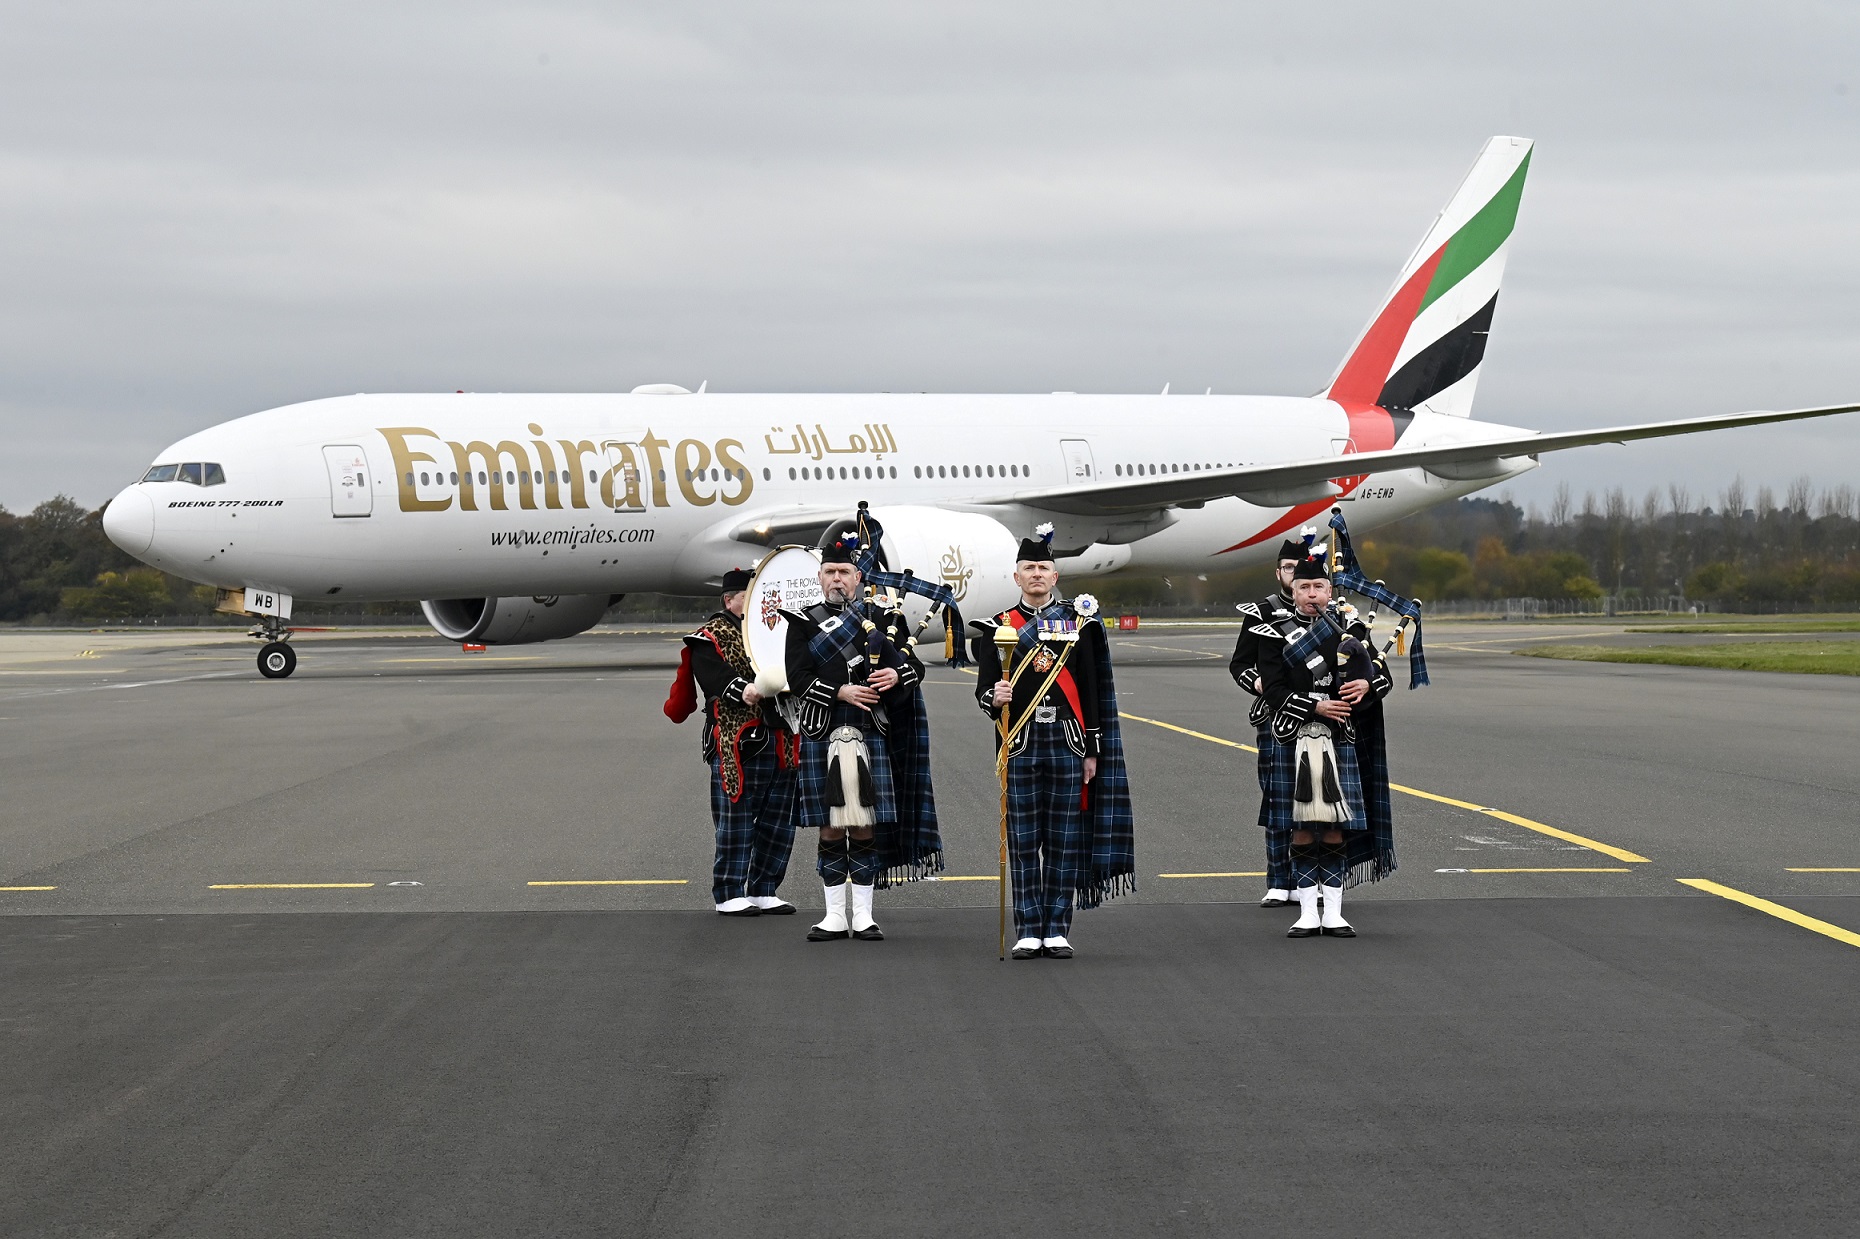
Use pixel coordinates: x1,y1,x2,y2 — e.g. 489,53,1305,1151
1358,478,1860,607
7,477,1860,623
0,498,197,621
1090,477,1860,612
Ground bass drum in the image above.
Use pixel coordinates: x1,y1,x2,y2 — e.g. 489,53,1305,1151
742,545,823,694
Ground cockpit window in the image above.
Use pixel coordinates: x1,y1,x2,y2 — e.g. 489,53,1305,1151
140,462,225,485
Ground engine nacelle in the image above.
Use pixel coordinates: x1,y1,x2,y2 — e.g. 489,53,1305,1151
421,594,619,645
861,506,1022,638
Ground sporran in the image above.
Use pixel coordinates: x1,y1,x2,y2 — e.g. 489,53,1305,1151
1292,720,1350,824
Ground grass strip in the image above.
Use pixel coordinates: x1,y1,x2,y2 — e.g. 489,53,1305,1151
1518,642,1860,676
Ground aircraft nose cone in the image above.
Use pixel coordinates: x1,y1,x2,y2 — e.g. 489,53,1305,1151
103,487,156,556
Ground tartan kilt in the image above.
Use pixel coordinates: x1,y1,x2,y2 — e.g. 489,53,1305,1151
797,729,896,828
1254,725,1278,828
1260,731,1365,834
708,743,797,828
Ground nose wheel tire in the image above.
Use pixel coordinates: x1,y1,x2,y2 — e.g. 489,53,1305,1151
257,642,297,679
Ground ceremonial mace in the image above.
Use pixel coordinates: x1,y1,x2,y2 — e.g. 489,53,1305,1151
993,622,1020,960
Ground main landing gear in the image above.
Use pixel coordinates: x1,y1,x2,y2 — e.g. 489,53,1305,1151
251,614,297,679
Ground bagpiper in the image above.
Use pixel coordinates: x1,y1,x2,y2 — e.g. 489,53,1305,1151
1255,544,1390,937
664,567,801,915
970,524,1136,960
1229,534,1314,907
783,532,944,941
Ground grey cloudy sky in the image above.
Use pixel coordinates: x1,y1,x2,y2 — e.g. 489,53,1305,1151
3,1,1856,515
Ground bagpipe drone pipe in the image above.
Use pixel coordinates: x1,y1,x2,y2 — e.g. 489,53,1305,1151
849,504,970,667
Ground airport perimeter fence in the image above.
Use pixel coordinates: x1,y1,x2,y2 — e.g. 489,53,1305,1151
1420,596,1699,619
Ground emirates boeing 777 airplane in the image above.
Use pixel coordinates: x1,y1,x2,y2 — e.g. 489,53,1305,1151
102,136,1857,677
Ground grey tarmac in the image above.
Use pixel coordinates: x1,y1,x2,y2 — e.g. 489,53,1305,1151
2,621,1855,1236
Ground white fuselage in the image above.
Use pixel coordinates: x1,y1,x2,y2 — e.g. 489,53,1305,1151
106,391,1532,601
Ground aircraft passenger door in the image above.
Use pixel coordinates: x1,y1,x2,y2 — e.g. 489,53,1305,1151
1059,439,1097,485
323,445,372,517
602,441,648,512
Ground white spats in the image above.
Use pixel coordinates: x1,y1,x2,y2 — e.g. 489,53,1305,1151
1320,884,1350,931
1292,887,1321,931
752,895,794,913
848,883,881,939
812,883,848,937
1259,888,1291,907
1014,938,1042,952
715,896,757,914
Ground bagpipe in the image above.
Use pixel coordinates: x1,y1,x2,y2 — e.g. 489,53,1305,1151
845,504,970,668
1319,507,1430,689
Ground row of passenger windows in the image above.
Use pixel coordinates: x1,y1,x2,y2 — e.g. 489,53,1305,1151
786,465,901,481
410,469,589,487
1115,462,1237,476
142,462,226,486
914,464,1030,480
400,461,1231,489
408,467,756,487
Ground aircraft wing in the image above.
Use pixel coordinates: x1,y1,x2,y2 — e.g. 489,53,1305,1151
985,403,1860,516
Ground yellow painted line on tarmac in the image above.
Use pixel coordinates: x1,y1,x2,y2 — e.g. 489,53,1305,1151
930,875,999,882
1476,810,1650,865
527,879,689,886
1678,878,1860,949
1118,711,1652,864
1159,872,1268,879
210,882,376,890
1121,712,1256,752
1787,868,1860,873
1439,868,1629,874
1,885,58,891
1387,784,1486,812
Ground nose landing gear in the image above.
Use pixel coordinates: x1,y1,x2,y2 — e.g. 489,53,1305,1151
257,641,297,678
249,614,297,679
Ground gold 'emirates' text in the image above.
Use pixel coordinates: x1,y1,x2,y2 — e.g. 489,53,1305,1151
378,426,753,514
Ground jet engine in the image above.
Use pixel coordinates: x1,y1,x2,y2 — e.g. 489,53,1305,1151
854,506,1022,638
420,593,621,645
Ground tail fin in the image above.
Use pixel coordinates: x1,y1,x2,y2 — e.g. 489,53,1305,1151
1325,136,1532,418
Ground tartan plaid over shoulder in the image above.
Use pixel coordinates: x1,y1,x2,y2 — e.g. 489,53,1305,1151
1076,619,1136,907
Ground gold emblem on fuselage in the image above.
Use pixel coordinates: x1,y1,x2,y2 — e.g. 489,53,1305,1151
939,546,972,601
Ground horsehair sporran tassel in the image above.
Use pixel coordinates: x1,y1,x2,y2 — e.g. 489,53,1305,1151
1321,749,1343,805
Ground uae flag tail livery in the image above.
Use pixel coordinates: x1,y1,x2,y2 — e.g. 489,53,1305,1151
1328,135,1532,439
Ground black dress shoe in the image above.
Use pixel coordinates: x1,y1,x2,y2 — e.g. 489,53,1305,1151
1041,944,1074,959
806,925,850,941
1010,945,1041,960
1259,895,1291,908
851,925,884,941
757,902,797,915
1322,925,1357,938
1286,925,1321,938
